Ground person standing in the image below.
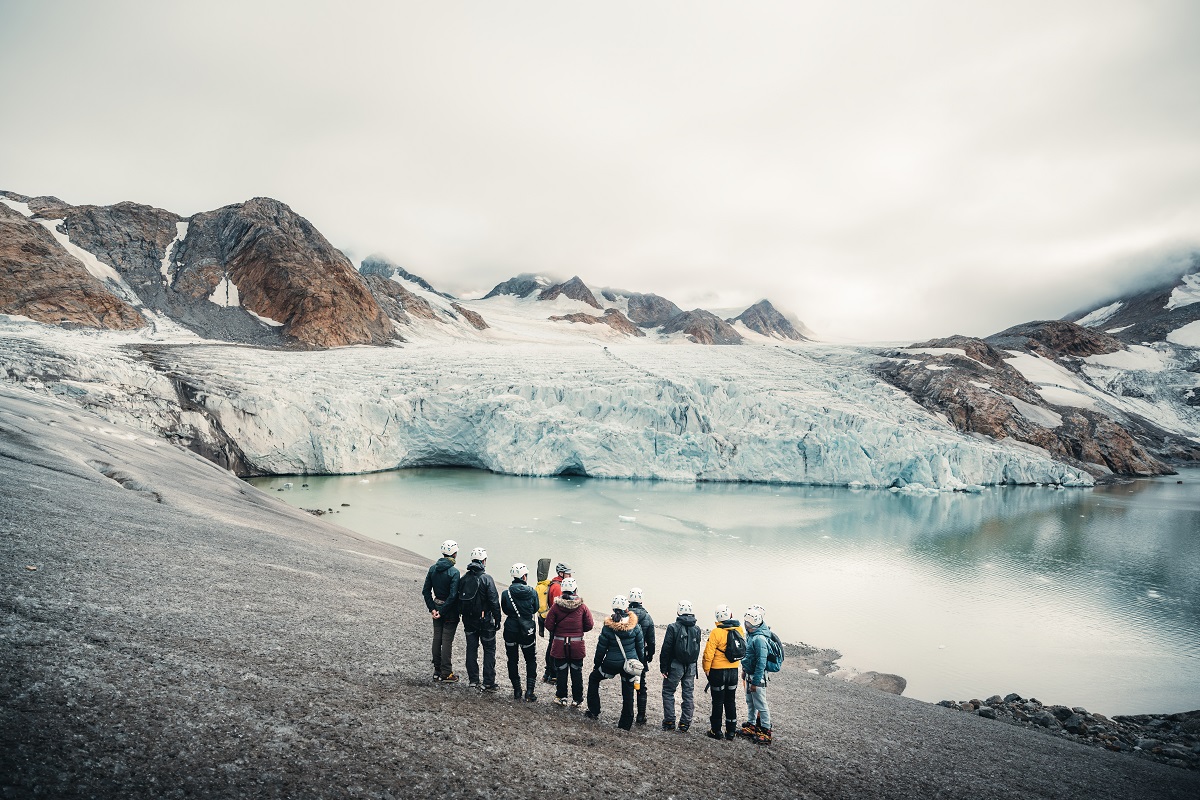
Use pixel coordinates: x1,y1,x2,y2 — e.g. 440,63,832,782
586,595,645,730
541,562,572,684
544,576,592,707
535,557,552,639
627,587,655,725
422,540,461,682
502,562,540,702
740,605,774,745
701,603,744,740
659,599,701,732
459,547,502,692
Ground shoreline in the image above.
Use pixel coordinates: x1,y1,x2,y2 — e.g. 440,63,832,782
3,384,1198,798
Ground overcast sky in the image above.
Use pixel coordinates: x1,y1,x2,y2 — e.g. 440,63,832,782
2,1,1197,341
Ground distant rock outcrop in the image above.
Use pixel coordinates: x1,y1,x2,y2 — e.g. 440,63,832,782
729,299,808,341
0,203,146,330
548,308,645,337
878,336,1169,477
986,321,1123,359
538,276,601,309
483,273,551,299
360,254,453,299
451,302,489,330
601,290,684,328
660,309,743,345
172,198,393,349
363,274,441,325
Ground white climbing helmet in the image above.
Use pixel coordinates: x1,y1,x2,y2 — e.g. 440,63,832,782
561,576,578,593
714,604,733,622
510,562,529,580
470,547,487,561
744,606,764,627
677,600,693,616
628,587,643,602
440,539,458,556
612,595,629,611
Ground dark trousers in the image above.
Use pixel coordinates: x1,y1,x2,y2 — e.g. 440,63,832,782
543,641,557,681
464,627,496,686
504,628,537,697
431,614,459,678
636,663,649,721
587,666,636,730
709,667,739,733
555,658,583,703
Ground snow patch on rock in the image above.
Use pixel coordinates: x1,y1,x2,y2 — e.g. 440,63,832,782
1077,301,1123,328
209,276,241,308
1165,273,1200,311
1166,320,1200,348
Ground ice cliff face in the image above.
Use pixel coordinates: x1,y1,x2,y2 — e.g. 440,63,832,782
0,320,1091,488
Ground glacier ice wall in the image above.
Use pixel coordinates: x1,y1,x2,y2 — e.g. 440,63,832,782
0,321,1091,488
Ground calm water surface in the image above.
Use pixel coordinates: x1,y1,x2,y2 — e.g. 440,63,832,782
249,468,1200,714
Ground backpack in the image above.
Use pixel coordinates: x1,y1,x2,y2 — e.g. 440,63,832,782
721,628,746,662
673,623,701,664
535,579,550,619
765,631,785,673
459,571,483,619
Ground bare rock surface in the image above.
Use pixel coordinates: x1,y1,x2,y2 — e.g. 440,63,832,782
450,302,489,330
483,273,551,299
172,198,393,348
731,299,809,341
986,320,1124,360
538,276,601,308
359,254,454,299
548,308,645,336
601,289,684,328
363,273,442,324
661,308,744,345
0,204,145,330
3,384,1197,799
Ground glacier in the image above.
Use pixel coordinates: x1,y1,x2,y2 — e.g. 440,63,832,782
0,317,1092,489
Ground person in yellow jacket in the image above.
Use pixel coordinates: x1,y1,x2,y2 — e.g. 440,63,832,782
701,603,745,740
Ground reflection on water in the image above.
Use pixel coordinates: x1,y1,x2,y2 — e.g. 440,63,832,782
249,468,1200,714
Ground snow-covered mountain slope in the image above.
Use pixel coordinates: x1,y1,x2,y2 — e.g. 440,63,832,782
0,316,1091,489
1066,253,1200,345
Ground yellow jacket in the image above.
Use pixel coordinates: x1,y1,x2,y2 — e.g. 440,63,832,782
702,622,745,674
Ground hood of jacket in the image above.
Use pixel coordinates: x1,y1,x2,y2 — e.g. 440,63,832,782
433,557,456,573
718,618,740,629
555,595,583,610
675,613,697,627
467,560,486,574
603,610,638,632
747,622,772,640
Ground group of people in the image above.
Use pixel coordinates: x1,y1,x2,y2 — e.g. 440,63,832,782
421,540,781,745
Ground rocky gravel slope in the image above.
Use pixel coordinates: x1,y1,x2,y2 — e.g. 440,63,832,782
2,385,1198,799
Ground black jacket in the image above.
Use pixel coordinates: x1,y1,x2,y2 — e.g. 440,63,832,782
502,579,539,636
659,613,699,672
629,602,656,660
422,557,460,618
460,560,501,632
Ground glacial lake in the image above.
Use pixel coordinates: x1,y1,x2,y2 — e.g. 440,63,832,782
248,468,1200,715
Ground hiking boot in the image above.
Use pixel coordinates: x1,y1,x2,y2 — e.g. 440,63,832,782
441,673,460,683
542,675,557,684
584,711,600,720
482,684,499,693
635,715,647,726
432,674,443,683
755,728,773,746
678,722,690,733
554,696,569,706
662,721,676,732
738,722,759,739
524,691,537,703
705,729,723,740
513,688,523,700
724,724,737,741
570,700,584,709
469,681,481,692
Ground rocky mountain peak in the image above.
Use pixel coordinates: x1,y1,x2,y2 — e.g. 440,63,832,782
483,273,552,299
660,309,743,345
986,320,1123,360
730,299,808,341
601,290,683,328
360,253,452,299
538,276,601,308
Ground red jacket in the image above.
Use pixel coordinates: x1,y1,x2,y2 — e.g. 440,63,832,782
545,595,594,660
546,575,564,607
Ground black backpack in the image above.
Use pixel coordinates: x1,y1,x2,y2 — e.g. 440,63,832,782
722,628,746,662
673,624,701,664
459,571,483,619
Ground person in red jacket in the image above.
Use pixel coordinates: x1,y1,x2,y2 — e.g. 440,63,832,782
542,562,572,684
544,576,592,707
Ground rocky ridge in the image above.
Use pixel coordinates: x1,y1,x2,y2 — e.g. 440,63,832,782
547,308,645,336
537,275,602,308
660,308,744,345
730,298,809,341
937,693,1200,771
0,201,145,330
